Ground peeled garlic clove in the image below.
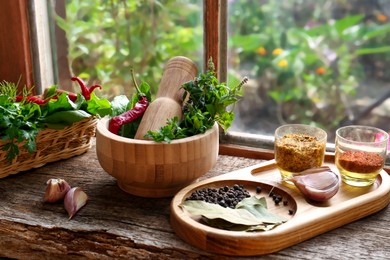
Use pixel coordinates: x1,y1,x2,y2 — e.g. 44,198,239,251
64,187,88,219
289,167,339,202
44,178,71,203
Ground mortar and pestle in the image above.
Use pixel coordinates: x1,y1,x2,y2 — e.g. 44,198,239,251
96,56,219,198
134,56,197,139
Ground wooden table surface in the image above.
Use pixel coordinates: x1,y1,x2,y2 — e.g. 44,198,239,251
1,140,389,260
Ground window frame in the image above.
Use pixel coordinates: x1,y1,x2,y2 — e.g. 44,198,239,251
204,0,280,158
28,0,55,94
0,0,34,93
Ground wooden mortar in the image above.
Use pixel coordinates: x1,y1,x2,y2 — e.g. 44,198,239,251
134,56,198,139
96,118,219,198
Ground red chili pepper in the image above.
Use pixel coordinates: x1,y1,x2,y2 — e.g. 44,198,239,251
89,84,102,94
108,96,148,135
68,92,78,102
16,92,77,104
71,77,101,100
15,96,24,102
108,70,149,135
15,95,49,105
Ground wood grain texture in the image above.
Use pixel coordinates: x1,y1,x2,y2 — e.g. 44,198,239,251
1,140,390,259
155,56,198,102
204,0,219,73
171,160,390,256
96,118,219,198
0,0,33,92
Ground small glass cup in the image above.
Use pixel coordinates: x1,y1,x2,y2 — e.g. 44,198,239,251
335,125,389,187
274,124,327,180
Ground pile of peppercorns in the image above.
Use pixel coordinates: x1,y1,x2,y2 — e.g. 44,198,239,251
186,184,251,208
186,184,295,215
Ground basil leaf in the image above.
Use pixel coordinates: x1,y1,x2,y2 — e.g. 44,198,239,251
85,92,111,116
110,95,130,116
42,110,92,129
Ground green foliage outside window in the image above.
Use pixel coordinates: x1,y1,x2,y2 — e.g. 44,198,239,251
56,0,203,99
228,0,390,131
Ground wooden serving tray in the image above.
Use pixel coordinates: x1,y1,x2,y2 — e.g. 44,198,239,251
170,159,390,256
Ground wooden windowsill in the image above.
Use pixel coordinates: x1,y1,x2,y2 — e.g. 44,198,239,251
0,140,389,258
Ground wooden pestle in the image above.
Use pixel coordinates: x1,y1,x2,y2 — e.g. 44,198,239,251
134,56,198,139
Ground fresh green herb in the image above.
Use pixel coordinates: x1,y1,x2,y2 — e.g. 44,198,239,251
40,91,109,118
143,117,187,142
0,80,18,98
0,95,43,161
110,95,131,116
145,59,247,142
83,92,111,117
0,80,112,161
42,110,92,129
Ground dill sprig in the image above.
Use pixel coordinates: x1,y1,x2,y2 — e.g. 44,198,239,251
0,80,18,98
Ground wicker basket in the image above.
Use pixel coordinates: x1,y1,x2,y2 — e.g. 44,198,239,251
0,117,97,178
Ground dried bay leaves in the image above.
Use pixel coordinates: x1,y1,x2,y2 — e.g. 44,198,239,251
180,196,287,232
181,200,262,225
236,197,287,224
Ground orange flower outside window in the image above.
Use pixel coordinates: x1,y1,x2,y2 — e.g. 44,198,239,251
376,13,388,23
316,67,326,75
272,48,283,56
256,47,267,56
277,59,288,68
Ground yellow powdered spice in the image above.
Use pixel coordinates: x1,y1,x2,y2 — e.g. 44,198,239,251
275,133,325,173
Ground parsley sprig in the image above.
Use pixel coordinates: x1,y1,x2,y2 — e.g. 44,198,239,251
145,60,247,142
0,84,43,161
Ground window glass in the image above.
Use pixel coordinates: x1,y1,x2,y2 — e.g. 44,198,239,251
227,0,390,149
53,0,203,99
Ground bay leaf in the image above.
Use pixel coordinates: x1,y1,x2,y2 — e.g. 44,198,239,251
180,200,263,226
236,197,288,224
180,196,287,231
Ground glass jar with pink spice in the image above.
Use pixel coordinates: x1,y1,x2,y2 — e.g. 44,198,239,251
335,125,389,187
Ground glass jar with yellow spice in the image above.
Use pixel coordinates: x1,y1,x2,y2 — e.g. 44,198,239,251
274,124,327,180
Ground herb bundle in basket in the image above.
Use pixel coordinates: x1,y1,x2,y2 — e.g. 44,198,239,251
0,78,111,177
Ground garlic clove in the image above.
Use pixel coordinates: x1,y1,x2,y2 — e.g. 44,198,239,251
289,167,340,202
64,187,88,219
44,178,71,203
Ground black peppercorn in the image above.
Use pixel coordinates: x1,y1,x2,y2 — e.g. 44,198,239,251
186,184,251,208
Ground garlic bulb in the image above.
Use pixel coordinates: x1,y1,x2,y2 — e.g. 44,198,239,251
64,187,88,219
44,178,71,203
289,166,340,202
